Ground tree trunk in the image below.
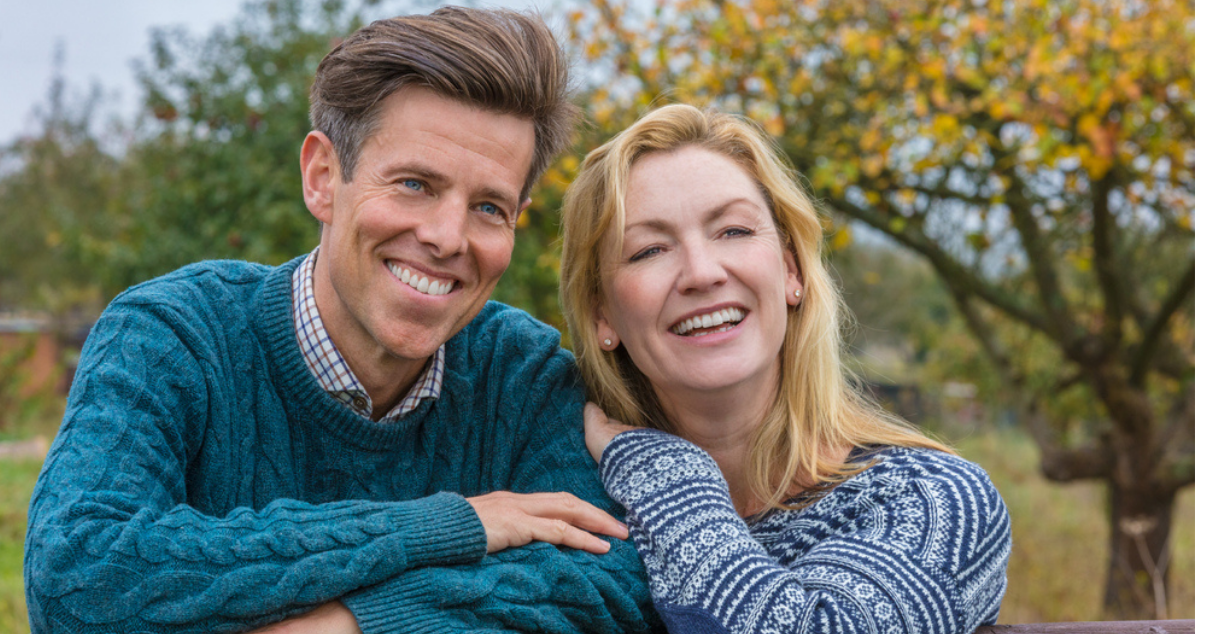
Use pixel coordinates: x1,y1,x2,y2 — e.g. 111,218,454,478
1102,478,1176,619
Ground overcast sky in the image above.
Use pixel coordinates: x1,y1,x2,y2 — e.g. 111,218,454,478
0,1,555,146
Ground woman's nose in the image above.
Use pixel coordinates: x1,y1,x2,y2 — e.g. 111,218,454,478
676,243,728,293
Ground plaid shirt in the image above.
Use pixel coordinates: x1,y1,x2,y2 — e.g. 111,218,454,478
292,249,443,422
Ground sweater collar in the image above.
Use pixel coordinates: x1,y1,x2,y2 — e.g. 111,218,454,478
253,256,438,449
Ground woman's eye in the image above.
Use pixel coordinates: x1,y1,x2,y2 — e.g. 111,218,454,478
629,246,663,262
723,227,753,238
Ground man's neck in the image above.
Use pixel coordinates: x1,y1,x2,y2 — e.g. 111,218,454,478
342,349,426,421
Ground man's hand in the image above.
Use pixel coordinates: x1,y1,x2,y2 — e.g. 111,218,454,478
467,490,628,554
583,402,638,463
246,602,360,634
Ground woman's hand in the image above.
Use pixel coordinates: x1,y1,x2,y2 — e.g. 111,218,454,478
584,402,638,463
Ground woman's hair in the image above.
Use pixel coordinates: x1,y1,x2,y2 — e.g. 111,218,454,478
560,104,950,510
309,6,578,200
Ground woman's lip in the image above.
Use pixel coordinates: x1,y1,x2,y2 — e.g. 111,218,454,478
668,303,747,327
668,305,749,336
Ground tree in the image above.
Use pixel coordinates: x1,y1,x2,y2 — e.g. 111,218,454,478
567,0,1194,619
0,54,117,317
44,0,568,327
104,0,367,292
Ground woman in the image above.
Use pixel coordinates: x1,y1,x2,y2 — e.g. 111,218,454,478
559,104,1011,634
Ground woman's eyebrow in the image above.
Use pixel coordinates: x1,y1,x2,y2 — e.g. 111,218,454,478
623,196,762,235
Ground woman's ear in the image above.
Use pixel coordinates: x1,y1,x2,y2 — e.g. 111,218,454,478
300,131,339,225
594,303,620,351
783,244,804,306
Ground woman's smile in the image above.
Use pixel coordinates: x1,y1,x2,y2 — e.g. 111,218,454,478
595,145,801,399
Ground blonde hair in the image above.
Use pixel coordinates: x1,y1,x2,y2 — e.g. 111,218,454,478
560,104,950,511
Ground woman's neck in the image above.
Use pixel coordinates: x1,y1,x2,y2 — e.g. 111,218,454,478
656,376,853,517
657,378,778,516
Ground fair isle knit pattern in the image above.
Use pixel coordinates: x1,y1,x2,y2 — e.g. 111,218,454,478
25,258,654,634
292,248,443,421
600,429,1011,634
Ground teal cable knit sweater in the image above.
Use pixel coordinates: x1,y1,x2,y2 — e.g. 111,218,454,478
24,258,655,633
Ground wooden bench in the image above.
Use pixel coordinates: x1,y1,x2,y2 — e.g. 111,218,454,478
976,620,1194,633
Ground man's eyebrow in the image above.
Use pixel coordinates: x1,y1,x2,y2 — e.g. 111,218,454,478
386,163,448,184
386,164,521,206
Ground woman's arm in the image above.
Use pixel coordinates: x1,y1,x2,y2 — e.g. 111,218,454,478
599,429,1010,634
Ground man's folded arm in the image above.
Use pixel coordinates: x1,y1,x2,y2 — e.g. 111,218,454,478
341,334,658,634
24,305,488,633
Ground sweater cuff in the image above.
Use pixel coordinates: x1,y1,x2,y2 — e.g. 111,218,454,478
386,491,487,568
342,573,458,634
342,492,486,633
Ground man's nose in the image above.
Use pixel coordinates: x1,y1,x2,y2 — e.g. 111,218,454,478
415,198,470,259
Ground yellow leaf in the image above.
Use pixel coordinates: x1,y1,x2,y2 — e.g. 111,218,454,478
832,226,851,251
862,154,885,178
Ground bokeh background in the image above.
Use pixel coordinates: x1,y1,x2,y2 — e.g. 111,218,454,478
0,0,1194,630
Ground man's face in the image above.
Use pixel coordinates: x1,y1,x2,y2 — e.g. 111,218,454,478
303,86,535,383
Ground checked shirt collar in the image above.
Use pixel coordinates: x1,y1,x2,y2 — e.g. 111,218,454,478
292,248,443,422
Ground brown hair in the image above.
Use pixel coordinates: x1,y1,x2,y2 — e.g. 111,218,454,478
309,6,577,198
560,104,951,512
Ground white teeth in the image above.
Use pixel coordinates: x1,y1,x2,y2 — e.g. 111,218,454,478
672,308,746,335
388,263,453,296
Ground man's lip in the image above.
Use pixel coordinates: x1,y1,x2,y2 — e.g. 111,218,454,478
385,260,459,296
385,259,457,282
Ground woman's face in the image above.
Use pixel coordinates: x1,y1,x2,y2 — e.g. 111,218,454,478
595,145,803,402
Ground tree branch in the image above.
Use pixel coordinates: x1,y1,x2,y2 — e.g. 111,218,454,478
949,289,1017,382
908,182,992,208
999,154,1078,345
1130,263,1193,386
1039,440,1115,482
1089,167,1126,347
827,195,1054,338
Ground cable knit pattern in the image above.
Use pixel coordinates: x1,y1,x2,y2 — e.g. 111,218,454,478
25,257,655,634
600,429,1010,634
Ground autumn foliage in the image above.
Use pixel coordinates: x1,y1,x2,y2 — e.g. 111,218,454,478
567,0,1194,619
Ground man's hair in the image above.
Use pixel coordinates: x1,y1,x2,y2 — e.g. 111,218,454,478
309,6,577,198
560,104,951,514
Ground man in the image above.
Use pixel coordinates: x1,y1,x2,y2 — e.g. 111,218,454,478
24,8,654,633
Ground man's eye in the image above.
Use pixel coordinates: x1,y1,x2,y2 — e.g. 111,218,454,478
402,179,423,191
479,202,501,215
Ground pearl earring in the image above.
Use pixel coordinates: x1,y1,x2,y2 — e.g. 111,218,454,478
794,289,801,299
603,338,613,348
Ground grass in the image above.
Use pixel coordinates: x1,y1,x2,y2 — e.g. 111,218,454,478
953,426,1195,622
0,457,41,634
0,420,1194,630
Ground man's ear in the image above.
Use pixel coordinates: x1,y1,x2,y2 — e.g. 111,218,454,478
300,131,339,225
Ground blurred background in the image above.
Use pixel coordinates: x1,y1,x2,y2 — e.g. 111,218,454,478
0,0,1193,630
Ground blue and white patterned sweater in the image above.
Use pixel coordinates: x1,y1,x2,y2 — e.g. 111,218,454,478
600,429,1011,634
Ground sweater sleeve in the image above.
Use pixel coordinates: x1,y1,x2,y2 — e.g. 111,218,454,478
599,429,1011,634
24,301,488,634
341,316,658,634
